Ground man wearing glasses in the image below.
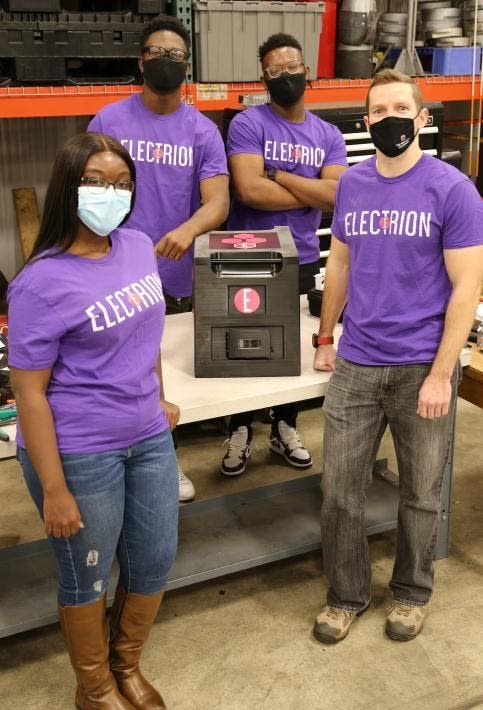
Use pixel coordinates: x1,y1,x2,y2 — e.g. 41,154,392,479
221,33,348,478
89,15,229,502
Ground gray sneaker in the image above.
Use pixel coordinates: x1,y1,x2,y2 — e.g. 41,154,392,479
221,426,253,476
313,605,360,644
269,421,312,469
386,602,425,641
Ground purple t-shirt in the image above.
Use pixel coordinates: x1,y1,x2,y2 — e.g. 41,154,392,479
89,97,228,298
226,104,348,264
332,154,483,366
7,228,169,453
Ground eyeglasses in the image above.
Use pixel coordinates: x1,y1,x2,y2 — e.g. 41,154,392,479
142,45,188,62
79,177,135,196
264,60,305,80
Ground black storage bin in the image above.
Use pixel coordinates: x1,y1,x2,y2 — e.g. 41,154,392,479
12,55,65,80
3,1,61,10
194,228,301,378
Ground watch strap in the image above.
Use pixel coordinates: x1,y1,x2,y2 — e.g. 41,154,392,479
312,333,334,348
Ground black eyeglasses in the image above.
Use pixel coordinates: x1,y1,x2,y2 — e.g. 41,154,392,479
142,45,189,62
264,60,305,80
79,177,135,196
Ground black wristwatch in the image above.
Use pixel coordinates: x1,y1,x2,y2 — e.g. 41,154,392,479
266,167,278,182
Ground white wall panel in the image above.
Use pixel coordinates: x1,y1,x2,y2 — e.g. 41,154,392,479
0,116,90,282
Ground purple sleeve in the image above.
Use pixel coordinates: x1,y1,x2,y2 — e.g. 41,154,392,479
442,179,483,249
227,111,263,158
199,125,229,181
7,287,67,370
87,113,102,133
330,180,347,243
324,125,348,168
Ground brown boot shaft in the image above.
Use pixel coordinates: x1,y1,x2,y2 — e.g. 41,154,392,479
58,596,135,709
110,585,166,709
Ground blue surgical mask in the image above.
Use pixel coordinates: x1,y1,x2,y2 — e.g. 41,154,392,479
77,185,132,237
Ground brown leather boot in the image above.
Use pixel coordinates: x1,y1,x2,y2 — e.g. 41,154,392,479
109,585,166,710
58,595,136,710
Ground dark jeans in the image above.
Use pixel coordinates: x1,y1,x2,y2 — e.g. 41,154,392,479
321,357,461,611
164,293,192,316
229,260,319,434
19,430,178,606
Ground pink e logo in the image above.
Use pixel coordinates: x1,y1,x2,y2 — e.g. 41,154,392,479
233,288,261,314
221,233,267,249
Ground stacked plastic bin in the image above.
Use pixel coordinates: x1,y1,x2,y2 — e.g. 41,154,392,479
193,1,324,82
0,1,166,84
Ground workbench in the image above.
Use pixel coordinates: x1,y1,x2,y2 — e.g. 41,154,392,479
0,298,468,637
458,347,483,409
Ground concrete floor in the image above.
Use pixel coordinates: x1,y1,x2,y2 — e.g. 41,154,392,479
0,398,483,710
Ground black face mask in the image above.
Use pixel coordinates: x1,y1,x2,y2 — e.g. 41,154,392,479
369,114,419,158
266,73,306,107
142,56,186,92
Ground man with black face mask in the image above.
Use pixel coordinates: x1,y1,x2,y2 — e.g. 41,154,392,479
313,69,483,645
89,15,229,503
220,33,347,479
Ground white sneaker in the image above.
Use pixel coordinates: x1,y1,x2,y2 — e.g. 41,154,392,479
178,463,195,502
269,420,312,469
221,426,253,476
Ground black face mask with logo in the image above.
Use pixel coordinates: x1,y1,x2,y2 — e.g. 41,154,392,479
143,57,186,92
266,73,306,107
369,114,420,158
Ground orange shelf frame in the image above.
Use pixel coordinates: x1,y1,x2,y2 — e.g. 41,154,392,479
0,76,475,118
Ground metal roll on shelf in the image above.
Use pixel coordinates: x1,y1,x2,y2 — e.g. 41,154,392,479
421,5,463,46
422,7,462,20
335,43,373,77
419,0,451,7
378,33,408,47
379,21,407,33
435,37,471,46
337,0,376,46
376,11,407,47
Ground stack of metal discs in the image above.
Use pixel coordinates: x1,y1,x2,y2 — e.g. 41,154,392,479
420,3,464,45
463,1,483,45
377,12,408,48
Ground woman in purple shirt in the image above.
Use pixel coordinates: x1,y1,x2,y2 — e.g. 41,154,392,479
8,132,179,710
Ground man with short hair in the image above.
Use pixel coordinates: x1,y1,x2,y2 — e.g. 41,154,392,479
221,33,347,477
89,14,230,502
313,69,483,644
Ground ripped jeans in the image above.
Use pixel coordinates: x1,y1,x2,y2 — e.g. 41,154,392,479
18,430,178,607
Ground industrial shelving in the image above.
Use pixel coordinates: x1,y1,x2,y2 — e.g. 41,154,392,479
0,75,477,118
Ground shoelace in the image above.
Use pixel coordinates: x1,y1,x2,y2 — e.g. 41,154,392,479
178,464,187,482
278,424,303,453
387,602,411,617
326,607,352,621
224,430,249,457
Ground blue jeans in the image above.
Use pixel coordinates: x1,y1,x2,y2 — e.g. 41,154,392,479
18,430,178,607
321,357,461,612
